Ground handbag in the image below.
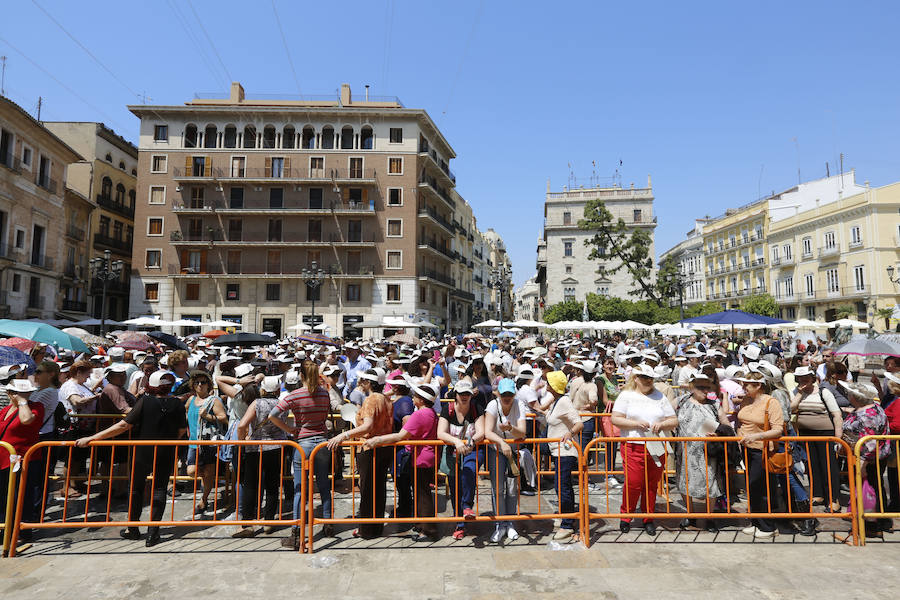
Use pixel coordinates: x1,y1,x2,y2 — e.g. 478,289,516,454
763,397,793,475
197,396,226,441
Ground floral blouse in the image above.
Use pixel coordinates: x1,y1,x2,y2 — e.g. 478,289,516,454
842,404,889,463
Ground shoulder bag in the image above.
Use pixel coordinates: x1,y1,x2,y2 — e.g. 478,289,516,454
763,396,792,475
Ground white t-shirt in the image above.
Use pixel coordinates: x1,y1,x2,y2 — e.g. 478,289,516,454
58,380,95,414
546,395,581,458
515,386,538,410
612,389,676,443
485,398,528,437
677,365,699,387
32,387,60,435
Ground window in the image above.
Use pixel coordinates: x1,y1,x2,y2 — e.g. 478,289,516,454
145,249,161,268
231,156,245,177
824,231,836,249
265,283,281,301
563,211,571,225
154,125,168,141
269,188,283,208
388,157,403,174
223,126,237,148
783,244,792,259
755,225,763,239
386,250,402,269
189,186,204,208
151,155,167,173
360,126,373,149
226,250,241,273
308,219,322,242
282,126,295,149
145,282,159,301
771,246,779,262
309,157,324,178
785,307,796,320
348,220,362,242
185,283,200,301
565,265,572,274
563,287,575,302
229,187,243,209
387,284,401,302
267,250,281,273
225,283,240,301
597,286,609,296
341,126,354,150
784,276,793,296
302,127,315,149
21,146,32,168
308,188,323,209
346,284,361,302
320,126,334,149
826,268,839,293
563,241,573,257
850,225,862,246
389,128,402,143
419,286,426,302
386,219,402,237
388,188,402,206
306,284,320,302
268,219,282,242
270,157,285,178
804,273,814,297
184,124,198,148
262,126,276,149
806,306,816,320
202,126,217,149
802,237,812,256
99,216,110,237
228,219,242,241
243,125,256,149
633,209,642,223
149,186,165,205
349,157,363,178
147,217,163,236
854,266,865,291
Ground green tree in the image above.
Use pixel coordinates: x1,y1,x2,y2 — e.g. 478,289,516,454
740,294,778,317
655,256,682,303
834,304,856,319
876,307,894,330
579,198,661,304
686,301,725,318
542,299,583,324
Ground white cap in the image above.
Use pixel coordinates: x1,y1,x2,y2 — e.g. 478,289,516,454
234,363,254,378
6,379,37,393
793,366,815,378
262,376,282,393
284,370,300,385
0,364,25,379
322,364,341,377
412,382,439,403
359,367,386,385
576,360,598,374
105,363,129,375
631,363,659,379
148,370,176,387
108,347,125,358
741,345,761,361
454,380,474,394
516,365,537,381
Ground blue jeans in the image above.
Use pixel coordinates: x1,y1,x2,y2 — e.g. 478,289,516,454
294,436,331,528
446,448,477,526
553,455,578,530
486,445,517,528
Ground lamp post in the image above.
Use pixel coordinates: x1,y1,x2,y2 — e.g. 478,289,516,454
888,265,900,286
669,264,686,326
89,249,124,335
301,260,325,331
489,265,510,331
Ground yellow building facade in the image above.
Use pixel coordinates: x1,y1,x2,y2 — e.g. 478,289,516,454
767,182,900,323
701,200,769,309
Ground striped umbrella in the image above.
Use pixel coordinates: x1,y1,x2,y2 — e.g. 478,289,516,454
0,337,37,353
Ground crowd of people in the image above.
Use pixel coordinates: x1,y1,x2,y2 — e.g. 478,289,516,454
1,328,898,549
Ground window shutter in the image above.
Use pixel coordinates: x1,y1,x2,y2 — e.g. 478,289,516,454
362,189,368,202
264,157,272,177
184,155,192,176
342,187,349,202
204,156,212,177
283,157,291,175
180,250,188,271
200,250,208,273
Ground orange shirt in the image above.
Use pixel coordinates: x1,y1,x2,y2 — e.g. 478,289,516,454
738,394,784,450
355,392,393,438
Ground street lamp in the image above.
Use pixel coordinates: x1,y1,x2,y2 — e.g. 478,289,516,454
672,265,687,326
301,260,325,331
489,265,510,331
888,265,900,285
89,249,124,335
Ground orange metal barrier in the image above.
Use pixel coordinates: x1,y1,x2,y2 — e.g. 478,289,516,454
1,441,16,557
7,439,307,556
305,438,585,552
854,435,900,546
581,435,859,546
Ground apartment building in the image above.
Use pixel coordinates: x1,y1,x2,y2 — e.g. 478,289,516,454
536,178,657,305
0,96,82,320
448,193,476,332
514,275,541,321
767,181,900,322
658,219,710,308
127,82,469,337
44,122,138,322
59,187,95,318
483,228,514,323
701,172,866,309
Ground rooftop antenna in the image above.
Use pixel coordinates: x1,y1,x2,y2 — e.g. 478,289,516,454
365,84,369,101
0,56,6,96
591,160,597,187
567,162,576,188
139,91,152,104
37,96,42,122
792,137,801,184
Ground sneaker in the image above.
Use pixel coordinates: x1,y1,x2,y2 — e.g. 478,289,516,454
754,529,777,539
452,528,465,540
553,528,573,541
490,525,506,543
463,508,476,520
741,525,757,536
506,526,519,541
607,477,622,489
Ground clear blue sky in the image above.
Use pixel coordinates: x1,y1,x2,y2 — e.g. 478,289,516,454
4,1,900,287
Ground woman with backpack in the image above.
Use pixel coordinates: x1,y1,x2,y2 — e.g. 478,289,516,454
185,370,227,515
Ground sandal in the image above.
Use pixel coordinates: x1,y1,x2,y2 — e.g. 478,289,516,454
194,501,208,515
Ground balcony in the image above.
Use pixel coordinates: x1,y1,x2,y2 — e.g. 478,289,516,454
65,224,86,242
418,174,455,209
418,237,455,261
0,151,22,173
419,149,456,186
451,289,476,301
29,253,54,270
96,194,135,219
774,293,796,302
818,245,840,258
63,263,85,279
841,285,871,298
170,230,375,246
179,262,376,278
419,268,455,287
417,203,455,235
474,275,484,284
771,255,794,267
172,166,377,183
94,233,132,255
61,299,88,312
90,277,129,294
173,198,376,216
